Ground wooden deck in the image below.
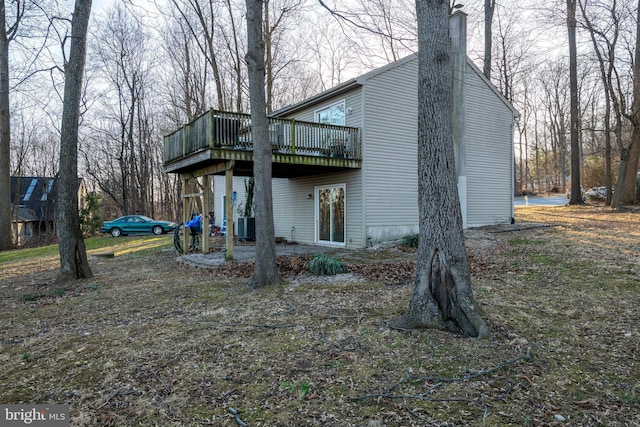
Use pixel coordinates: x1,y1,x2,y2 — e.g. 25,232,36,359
163,109,361,177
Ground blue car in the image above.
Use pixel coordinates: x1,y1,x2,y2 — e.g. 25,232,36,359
101,215,178,237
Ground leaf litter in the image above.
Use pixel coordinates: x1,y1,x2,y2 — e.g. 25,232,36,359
0,205,639,426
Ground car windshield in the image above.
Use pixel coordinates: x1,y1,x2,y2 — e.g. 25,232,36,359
139,216,153,222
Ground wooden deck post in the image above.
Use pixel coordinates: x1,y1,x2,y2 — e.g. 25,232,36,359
182,176,189,253
202,175,210,253
291,119,296,155
225,161,235,260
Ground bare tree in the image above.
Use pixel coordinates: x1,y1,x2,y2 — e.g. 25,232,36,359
578,0,639,207
567,0,583,204
318,0,417,69
221,0,244,112
579,0,620,205
614,0,640,207
393,1,489,339
161,15,209,123
246,0,282,289
304,17,353,90
168,0,226,110
263,0,304,112
537,61,570,191
88,5,155,216
57,0,92,281
0,0,26,250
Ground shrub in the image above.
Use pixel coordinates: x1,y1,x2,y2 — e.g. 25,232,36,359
307,253,347,276
401,234,419,248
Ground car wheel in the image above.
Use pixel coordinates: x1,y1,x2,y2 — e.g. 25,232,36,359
152,225,163,235
110,228,122,238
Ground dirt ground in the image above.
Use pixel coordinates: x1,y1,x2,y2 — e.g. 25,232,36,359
0,205,639,426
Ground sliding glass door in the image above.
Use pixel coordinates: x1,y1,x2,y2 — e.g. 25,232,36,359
316,184,345,244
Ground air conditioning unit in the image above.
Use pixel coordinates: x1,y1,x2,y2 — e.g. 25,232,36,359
237,217,255,241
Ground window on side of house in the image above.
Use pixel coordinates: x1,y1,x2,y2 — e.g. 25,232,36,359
315,100,346,126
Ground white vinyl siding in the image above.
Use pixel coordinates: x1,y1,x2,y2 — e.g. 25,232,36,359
272,170,363,247
464,63,514,227
274,89,365,247
361,58,420,242
212,175,249,227
272,178,295,241
265,55,514,248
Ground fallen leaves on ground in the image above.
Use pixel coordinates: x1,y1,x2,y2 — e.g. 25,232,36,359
0,205,639,426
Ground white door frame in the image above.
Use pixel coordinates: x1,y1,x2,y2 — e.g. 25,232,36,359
314,183,346,246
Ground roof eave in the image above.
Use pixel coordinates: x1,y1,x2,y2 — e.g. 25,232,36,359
270,79,362,118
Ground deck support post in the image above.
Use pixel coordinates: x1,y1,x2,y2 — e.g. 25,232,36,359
181,176,189,253
225,160,235,260
202,175,210,253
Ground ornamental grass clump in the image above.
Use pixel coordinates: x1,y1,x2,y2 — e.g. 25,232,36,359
307,253,347,276
401,234,419,248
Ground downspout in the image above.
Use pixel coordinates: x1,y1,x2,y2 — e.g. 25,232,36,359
450,11,467,228
357,76,367,247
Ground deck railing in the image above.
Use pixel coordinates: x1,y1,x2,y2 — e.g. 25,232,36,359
164,109,361,164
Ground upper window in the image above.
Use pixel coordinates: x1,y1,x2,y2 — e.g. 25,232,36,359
315,100,345,126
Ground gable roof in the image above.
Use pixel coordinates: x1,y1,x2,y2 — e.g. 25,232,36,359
11,177,59,222
271,53,518,119
11,205,38,222
271,78,362,118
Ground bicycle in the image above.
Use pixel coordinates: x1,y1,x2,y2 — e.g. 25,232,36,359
173,223,201,253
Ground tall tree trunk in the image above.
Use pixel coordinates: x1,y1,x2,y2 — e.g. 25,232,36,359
483,0,495,80
567,0,583,204
246,0,282,289
264,0,273,114
393,0,489,339
580,0,615,204
57,0,93,282
0,0,17,250
128,80,137,214
614,0,640,207
224,0,243,112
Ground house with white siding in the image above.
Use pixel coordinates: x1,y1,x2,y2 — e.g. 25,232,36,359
163,12,518,252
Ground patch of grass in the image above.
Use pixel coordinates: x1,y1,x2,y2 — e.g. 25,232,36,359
529,253,552,265
278,380,295,393
508,236,548,247
21,292,45,302
279,379,310,399
21,287,66,301
0,235,172,264
49,287,66,297
298,379,310,399
620,392,635,404
307,252,347,276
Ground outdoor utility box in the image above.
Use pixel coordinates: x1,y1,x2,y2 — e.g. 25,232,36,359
237,217,255,241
